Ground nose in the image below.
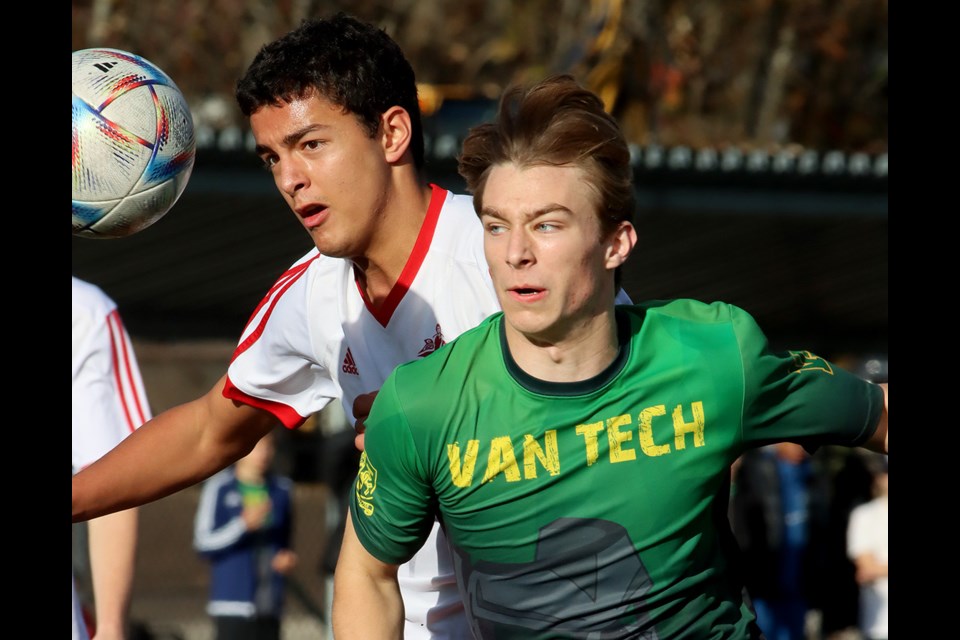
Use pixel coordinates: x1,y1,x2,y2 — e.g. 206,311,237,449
276,155,309,198
505,228,534,269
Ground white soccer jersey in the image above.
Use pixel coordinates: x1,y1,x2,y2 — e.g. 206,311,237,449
72,277,153,640
72,277,153,473
223,185,500,639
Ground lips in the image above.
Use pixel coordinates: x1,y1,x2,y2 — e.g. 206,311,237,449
508,286,546,302
296,203,328,229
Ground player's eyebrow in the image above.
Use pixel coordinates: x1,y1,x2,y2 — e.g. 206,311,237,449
254,124,330,155
479,203,570,220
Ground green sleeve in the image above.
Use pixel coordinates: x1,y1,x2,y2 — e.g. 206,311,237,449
732,304,883,450
349,372,437,565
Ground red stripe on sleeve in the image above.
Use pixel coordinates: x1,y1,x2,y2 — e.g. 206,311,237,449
231,254,319,362
221,375,308,429
106,309,147,432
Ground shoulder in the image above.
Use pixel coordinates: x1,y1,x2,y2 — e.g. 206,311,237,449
441,189,477,216
72,276,116,317
619,300,769,363
277,247,342,282
433,188,484,252
286,247,340,281
848,499,875,523
249,248,345,322
624,299,764,341
72,277,119,357
627,298,748,324
854,496,885,517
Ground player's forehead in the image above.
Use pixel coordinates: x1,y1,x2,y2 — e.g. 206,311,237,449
482,163,598,220
249,92,359,147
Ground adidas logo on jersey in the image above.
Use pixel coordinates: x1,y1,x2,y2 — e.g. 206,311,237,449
342,348,359,375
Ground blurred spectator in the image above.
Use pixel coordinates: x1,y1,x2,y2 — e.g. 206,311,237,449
73,276,152,640
813,447,875,639
194,430,298,640
816,355,888,640
730,442,832,640
847,455,888,640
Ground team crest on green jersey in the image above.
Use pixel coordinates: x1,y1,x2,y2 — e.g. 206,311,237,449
788,350,834,375
356,452,378,516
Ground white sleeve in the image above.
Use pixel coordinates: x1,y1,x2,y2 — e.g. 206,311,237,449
72,288,152,474
222,253,340,428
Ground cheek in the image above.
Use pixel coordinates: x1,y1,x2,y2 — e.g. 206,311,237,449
483,236,503,266
563,252,607,297
484,250,506,283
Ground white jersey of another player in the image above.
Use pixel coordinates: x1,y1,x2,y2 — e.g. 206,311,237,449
72,277,152,640
223,185,500,639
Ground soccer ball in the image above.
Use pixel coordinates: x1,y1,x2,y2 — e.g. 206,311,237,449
72,48,196,239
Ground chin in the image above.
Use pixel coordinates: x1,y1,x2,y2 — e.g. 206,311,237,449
308,230,346,257
504,313,556,342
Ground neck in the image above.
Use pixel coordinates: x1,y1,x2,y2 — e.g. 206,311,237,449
353,179,433,306
504,309,620,383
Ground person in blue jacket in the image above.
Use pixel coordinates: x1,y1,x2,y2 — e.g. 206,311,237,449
194,430,298,640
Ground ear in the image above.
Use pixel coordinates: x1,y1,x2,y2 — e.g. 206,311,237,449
380,106,413,164
604,221,637,270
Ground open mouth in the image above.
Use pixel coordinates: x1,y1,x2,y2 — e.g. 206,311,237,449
510,286,545,298
298,204,329,228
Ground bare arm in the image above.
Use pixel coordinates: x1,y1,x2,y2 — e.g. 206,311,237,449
73,374,276,522
351,390,378,451
852,551,888,585
86,507,138,640
333,511,404,639
862,382,888,454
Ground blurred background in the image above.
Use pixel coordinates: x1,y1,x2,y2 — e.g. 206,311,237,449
71,1,887,639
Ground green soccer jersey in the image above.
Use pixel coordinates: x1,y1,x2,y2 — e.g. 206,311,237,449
351,300,883,639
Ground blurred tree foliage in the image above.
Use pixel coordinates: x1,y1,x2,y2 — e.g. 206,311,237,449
72,0,887,153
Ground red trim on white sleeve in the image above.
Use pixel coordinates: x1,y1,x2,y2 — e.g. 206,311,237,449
106,309,149,432
221,375,308,429
231,254,319,361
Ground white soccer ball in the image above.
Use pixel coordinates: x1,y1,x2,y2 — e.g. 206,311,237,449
72,48,196,239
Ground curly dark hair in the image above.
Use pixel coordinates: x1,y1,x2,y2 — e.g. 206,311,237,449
235,12,424,169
